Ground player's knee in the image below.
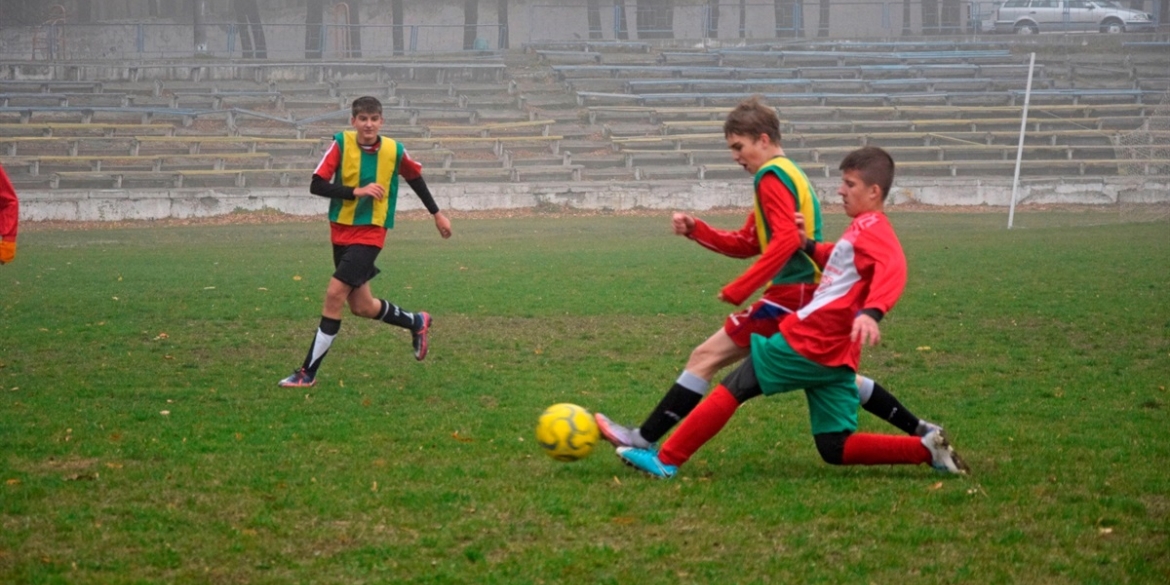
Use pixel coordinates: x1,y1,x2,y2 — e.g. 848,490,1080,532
813,432,850,465
351,304,377,319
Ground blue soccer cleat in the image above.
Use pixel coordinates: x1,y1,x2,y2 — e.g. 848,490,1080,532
616,446,677,479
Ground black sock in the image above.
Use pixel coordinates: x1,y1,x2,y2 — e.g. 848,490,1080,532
638,383,704,444
861,380,921,435
376,299,416,329
301,316,341,375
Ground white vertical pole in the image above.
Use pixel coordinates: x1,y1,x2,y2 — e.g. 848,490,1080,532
1008,52,1036,230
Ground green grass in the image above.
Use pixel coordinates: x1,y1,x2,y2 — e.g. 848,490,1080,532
1,209,1168,584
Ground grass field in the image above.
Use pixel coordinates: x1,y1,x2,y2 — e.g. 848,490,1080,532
1,208,1167,584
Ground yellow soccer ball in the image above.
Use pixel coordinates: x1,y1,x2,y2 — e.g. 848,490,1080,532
535,403,600,462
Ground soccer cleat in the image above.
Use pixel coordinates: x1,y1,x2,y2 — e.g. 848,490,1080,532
595,412,653,449
921,428,970,474
915,419,943,437
616,447,677,479
278,368,316,388
412,312,431,361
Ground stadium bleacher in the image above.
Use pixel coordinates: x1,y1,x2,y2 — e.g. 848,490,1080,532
0,37,1165,189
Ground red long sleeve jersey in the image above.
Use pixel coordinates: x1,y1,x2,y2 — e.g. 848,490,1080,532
780,211,906,371
687,174,803,305
0,162,18,242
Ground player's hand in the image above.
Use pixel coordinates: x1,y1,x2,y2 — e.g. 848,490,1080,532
354,184,385,200
672,212,695,236
795,214,809,250
717,290,741,306
0,240,14,264
851,314,881,346
433,211,452,239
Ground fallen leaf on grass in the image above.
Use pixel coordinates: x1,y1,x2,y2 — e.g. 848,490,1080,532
6,478,20,485
917,346,932,351
451,431,474,443
64,473,98,481
159,410,170,416
928,481,944,491
1098,527,1114,535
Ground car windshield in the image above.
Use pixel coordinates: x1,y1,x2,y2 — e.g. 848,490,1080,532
1093,0,1124,7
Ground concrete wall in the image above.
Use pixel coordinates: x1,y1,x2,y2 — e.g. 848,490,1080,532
17,177,1169,222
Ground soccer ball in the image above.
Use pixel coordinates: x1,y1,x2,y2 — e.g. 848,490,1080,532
535,403,600,462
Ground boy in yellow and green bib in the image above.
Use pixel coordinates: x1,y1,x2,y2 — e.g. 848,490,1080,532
279,96,453,388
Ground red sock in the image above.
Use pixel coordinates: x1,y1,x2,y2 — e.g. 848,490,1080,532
841,433,931,466
658,385,739,467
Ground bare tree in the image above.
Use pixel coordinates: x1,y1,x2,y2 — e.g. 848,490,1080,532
345,0,363,58
391,0,405,55
463,0,478,50
706,0,720,39
615,0,629,39
305,0,324,59
193,0,209,55
234,0,267,59
739,0,748,38
498,0,509,48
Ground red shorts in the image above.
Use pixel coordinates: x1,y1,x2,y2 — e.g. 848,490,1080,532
723,283,817,348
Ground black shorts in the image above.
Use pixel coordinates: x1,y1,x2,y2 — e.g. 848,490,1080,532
332,244,382,288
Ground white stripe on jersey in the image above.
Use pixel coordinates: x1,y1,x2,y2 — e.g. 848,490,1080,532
313,140,339,177
796,240,860,320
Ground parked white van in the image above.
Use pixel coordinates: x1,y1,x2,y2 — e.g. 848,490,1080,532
994,0,1157,34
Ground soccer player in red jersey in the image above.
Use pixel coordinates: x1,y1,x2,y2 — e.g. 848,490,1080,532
278,96,452,388
0,162,18,265
595,98,940,451
617,146,969,478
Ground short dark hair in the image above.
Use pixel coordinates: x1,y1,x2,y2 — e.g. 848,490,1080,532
839,146,896,200
351,96,382,118
723,95,781,145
